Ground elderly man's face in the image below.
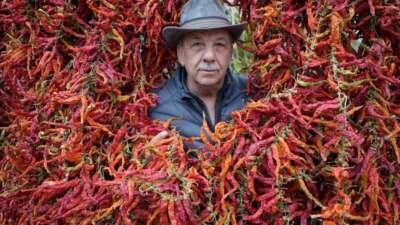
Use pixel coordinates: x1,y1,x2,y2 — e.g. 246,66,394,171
177,29,233,93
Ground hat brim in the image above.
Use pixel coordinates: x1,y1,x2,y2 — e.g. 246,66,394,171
162,21,247,48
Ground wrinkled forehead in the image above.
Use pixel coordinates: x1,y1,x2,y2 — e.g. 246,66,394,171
181,29,233,44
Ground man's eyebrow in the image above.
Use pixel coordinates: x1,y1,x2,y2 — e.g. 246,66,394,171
215,37,230,42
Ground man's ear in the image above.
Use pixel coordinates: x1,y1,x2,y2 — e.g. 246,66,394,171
176,43,185,67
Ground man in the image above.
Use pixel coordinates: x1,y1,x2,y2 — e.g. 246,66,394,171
149,0,249,149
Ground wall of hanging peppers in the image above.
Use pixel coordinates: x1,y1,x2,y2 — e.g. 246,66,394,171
0,0,399,224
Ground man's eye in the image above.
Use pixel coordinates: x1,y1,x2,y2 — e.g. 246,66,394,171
216,42,226,47
192,42,202,47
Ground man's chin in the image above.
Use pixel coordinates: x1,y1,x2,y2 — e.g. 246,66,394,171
198,80,223,89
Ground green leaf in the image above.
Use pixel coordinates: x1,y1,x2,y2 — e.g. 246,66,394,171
351,38,363,53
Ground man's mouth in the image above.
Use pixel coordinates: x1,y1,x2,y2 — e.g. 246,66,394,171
200,69,218,72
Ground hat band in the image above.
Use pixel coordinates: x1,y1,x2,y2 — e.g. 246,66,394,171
181,17,232,29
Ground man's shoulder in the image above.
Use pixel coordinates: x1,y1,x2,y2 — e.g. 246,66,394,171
150,75,179,101
236,74,248,90
149,74,183,119
229,70,248,89
226,70,248,101
221,70,249,107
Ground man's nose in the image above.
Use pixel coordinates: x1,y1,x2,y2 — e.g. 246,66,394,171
202,46,216,63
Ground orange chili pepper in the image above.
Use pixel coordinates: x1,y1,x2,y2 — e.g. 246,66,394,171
168,198,178,225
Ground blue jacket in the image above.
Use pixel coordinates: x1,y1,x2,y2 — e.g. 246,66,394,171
149,66,248,149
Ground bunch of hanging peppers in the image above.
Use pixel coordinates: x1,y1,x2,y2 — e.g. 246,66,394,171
0,0,399,224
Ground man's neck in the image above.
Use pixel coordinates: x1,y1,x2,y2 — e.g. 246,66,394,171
187,82,220,125
188,84,219,99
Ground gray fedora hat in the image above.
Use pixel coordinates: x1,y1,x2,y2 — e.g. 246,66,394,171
162,0,247,48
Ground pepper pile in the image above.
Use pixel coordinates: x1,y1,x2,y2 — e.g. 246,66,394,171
1,0,399,224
